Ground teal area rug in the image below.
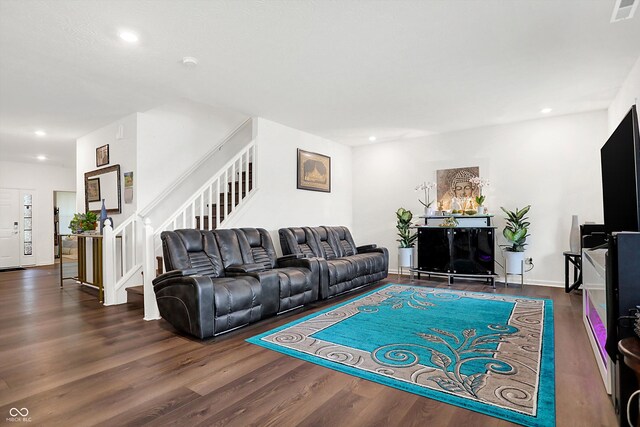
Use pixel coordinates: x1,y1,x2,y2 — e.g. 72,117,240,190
248,284,555,427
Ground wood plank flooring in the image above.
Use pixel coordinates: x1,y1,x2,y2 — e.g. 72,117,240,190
0,265,616,426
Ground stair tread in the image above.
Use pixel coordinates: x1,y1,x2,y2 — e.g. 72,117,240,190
126,285,144,295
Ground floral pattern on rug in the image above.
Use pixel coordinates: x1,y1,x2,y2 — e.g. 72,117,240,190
251,285,553,426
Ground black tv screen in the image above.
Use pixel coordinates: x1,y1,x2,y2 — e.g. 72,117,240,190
601,105,640,233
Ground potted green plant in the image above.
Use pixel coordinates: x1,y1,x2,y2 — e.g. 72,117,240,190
396,207,417,267
500,205,531,274
69,212,98,234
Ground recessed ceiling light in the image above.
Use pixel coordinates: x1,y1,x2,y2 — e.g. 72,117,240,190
119,31,139,43
182,56,199,66
37,155,46,161
369,136,377,142
34,130,46,137
540,108,552,114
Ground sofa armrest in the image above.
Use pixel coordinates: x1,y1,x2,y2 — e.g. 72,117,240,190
356,244,377,253
152,272,215,339
226,263,268,274
277,254,305,263
277,255,319,269
153,268,199,283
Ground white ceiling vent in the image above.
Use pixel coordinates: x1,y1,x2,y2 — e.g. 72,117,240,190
611,0,638,22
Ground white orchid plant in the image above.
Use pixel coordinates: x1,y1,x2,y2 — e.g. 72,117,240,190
415,181,436,208
469,176,490,206
469,177,490,206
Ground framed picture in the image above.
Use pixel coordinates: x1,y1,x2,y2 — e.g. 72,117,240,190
124,171,133,204
436,166,480,210
86,178,101,202
297,149,331,192
96,144,109,167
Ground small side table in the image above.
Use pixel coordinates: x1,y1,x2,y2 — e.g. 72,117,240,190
562,251,582,293
619,337,640,427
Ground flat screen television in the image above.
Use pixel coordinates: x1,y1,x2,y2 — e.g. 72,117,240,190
601,104,640,234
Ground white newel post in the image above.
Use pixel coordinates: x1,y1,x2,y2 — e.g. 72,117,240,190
143,218,160,320
102,219,116,305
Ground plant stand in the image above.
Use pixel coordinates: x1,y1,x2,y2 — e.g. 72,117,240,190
397,251,414,282
504,254,524,287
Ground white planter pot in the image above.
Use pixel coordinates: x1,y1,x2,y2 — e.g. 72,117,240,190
398,247,413,267
504,251,525,274
425,207,435,216
477,206,486,214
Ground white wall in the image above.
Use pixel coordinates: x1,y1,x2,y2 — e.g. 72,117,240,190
352,110,608,286
223,118,353,253
55,191,76,235
76,113,138,224
136,99,248,211
608,55,640,132
0,160,75,265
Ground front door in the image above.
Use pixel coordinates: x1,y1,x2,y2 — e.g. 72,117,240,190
0,189,20,268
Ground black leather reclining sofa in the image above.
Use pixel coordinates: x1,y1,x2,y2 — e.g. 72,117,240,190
153,228,321,339
279,226,389,299
152,226,388,339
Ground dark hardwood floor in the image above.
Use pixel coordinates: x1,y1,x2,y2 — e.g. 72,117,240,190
0,265,616,426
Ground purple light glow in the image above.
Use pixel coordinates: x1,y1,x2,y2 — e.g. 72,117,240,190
587,296,608,365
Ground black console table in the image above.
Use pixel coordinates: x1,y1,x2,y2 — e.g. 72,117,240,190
413,215,497,288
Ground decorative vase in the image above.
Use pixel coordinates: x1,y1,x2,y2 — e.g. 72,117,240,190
99,199,108,234
425,206,434,216
504,251,525,274
477,206,486,215
398,247,413,267
569,215,580,253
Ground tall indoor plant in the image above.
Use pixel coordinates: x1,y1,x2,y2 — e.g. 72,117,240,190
396,207,417,267
500,205,531,274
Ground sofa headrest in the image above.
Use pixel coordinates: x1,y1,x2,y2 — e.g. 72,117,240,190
293,228,307,244
241,228,263,247
175,229,204,252
314,227,329,240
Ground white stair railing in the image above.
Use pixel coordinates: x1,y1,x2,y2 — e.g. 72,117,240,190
102,215,142,305
142,140,257,320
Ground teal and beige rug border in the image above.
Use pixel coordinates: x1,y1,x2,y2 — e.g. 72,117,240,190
247,284,555,427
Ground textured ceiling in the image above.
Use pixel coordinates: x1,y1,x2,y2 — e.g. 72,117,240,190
1,0,639,168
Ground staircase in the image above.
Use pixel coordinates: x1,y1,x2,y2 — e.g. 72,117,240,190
153,161,253,276
125,285,144,306
102,215,142,306
140,140,257,319
100,126,257,318
194,163,253,230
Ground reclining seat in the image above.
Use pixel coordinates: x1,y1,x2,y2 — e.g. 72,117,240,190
279,226,358,299
308,226,359,298
279,226,389,299
214,228,320,313
153,229,268,339
325,226,389,287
